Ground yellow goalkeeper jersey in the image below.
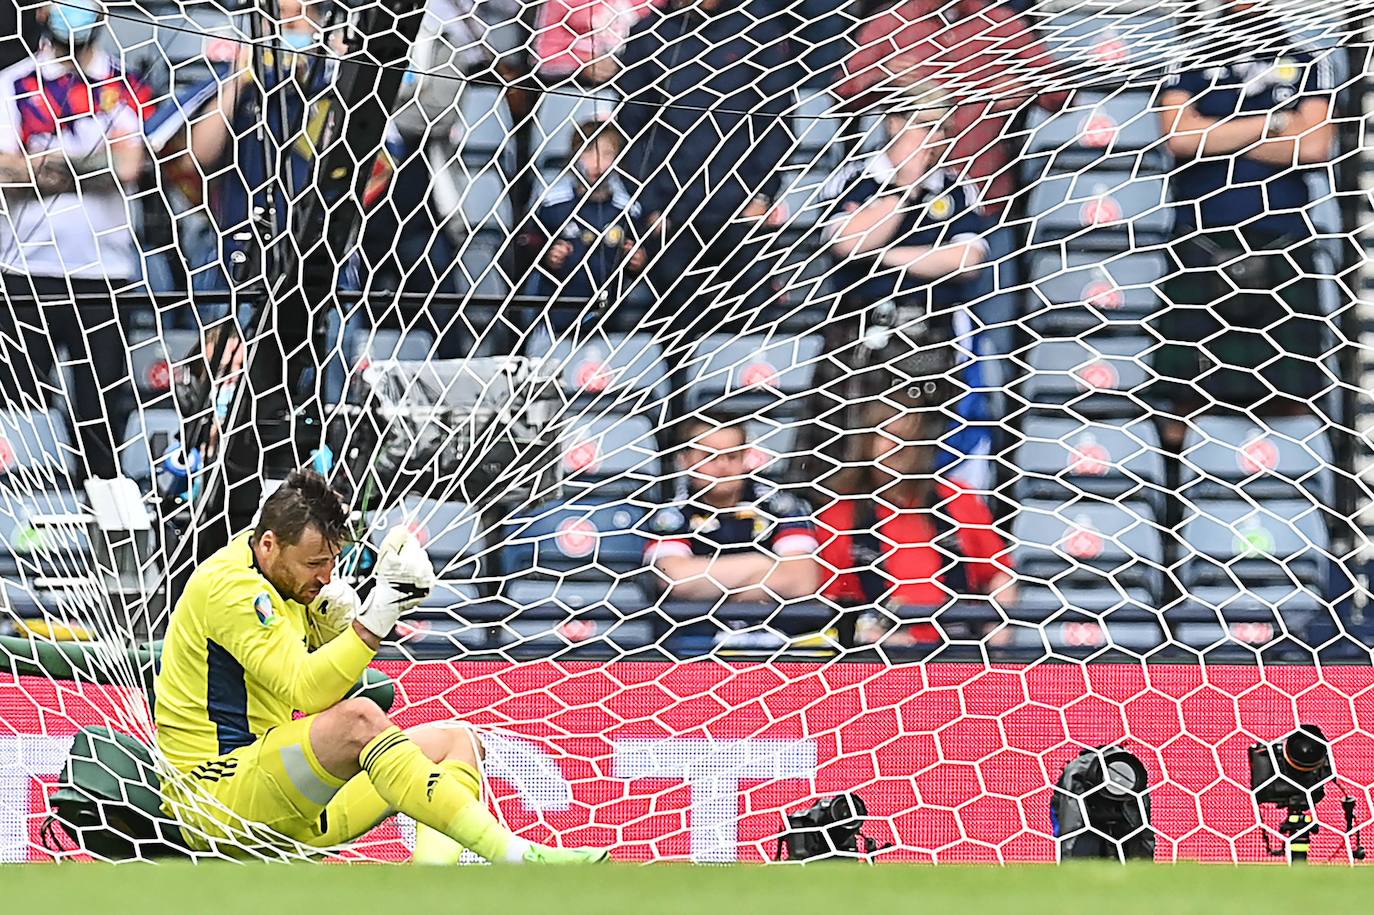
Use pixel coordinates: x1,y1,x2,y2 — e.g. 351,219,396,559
154,531,375,772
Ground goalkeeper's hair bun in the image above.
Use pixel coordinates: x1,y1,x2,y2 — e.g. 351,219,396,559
256,468,350,547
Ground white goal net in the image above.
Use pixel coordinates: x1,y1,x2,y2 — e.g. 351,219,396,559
1,0,1373,864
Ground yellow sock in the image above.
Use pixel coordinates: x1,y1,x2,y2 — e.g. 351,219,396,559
413,821,465,866
360,727,528,864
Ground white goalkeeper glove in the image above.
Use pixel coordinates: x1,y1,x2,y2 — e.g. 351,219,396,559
316,578,363,637
354,525,437,639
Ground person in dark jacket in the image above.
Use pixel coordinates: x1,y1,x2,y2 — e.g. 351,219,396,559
613,0,801,335
517,118,649,334
1150,2,1338,444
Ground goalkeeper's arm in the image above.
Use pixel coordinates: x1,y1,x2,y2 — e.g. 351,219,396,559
209,527,435,709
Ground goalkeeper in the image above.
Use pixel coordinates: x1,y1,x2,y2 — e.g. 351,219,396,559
154,469,605,863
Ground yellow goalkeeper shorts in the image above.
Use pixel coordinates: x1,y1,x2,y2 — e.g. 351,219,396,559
161,713,392,854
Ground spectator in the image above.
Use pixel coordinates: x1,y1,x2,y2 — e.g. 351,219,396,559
1151,3,1337,445
613,0,801,336
0,1,151,481
835,0,1069,215
516,118,648,334
187,0,340,292
815,400,1015,647
645,412,820,603
822,84,992,488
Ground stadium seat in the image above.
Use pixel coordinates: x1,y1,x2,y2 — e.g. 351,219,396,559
1020,336,1154,418
128,330,198,404
1011,497,1163,592
458,228,512,297
683,333,825,414
1025,90,1168,164
1026,168,1171,247
499,498,649,580
1038,10,1177,73
118,410,183,484
345,327,437,367
1177,499,1328,590
368,495,485,578
457,85,515,168
1013,414,1165,506
1165,585,1328,659
1025,250,1166,334
460,169,514,231
556,412,664,499
0,486,93,579
1006,583,1166,658
0,408,77,484
527,330,671,407
490,590,660,658
1177,414,1333,505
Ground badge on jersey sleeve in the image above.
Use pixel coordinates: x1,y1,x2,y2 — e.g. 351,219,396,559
254,592,278,626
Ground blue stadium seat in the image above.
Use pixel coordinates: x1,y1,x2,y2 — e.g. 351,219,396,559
457,85,515,169
1178,415,1333,505
1020,336,1154,418
1011,497,1162,592
119,410,183,483
528,330,671,407
1178,499,1329,590
1038,11,1177,74
369,495,484,578
1013,414,1165,505
499,498,649,580
0,486,93,579
0,408,77,484
1007,582,1165,658
345,327,437,367
1026,168,1171,247
556,412,665,499
684,333,825,414
458,228,512,297
1025,250,1167,334
128,330,198,404
1025,90,1167,165
1165,585,1329,659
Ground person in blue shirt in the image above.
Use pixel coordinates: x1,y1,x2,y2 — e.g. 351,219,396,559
822,84,994,489
1151,3,1337,438
517,118,648,335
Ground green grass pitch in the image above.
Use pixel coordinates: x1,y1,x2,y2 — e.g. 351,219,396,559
1,862,1366,914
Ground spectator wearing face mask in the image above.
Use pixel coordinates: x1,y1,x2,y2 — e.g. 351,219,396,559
515,118,649,334
186,0,344,292
0,1,151,481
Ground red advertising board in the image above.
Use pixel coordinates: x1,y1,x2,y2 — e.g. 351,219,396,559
4,660,1374,863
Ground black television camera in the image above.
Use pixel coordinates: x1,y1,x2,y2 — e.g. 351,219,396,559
1052,745,1155,861
773,794,887,862
1247,725,1364,863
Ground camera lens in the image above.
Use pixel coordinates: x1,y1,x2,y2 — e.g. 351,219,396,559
1283,726,1328,773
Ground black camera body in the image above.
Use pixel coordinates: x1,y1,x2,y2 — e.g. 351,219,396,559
775,793,882,862
1248,724,1332,809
